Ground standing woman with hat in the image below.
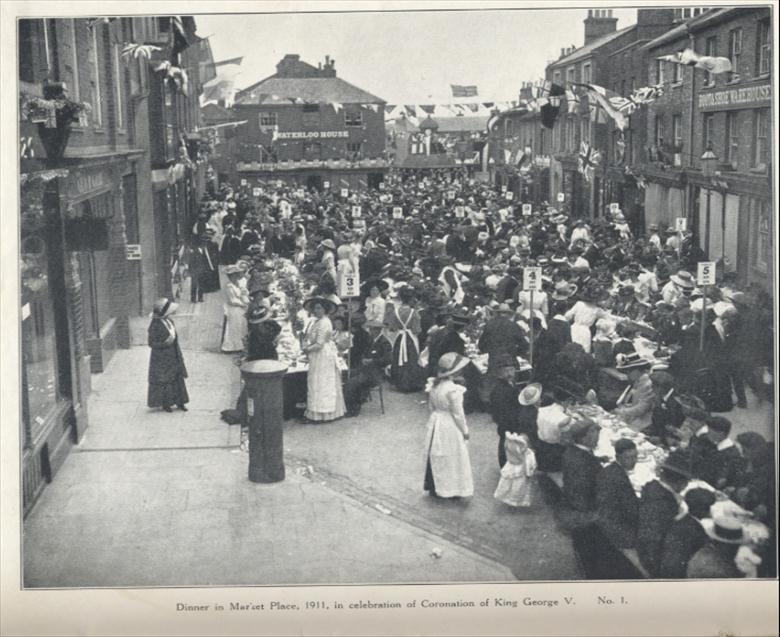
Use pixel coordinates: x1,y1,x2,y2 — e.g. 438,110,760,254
564,282,609,354
221,265,249,353
301,296,346,422
319,239,338,289
386,285,426,392
147,298,189,413
423,353,474,499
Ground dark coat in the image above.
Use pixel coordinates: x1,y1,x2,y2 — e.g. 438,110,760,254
686,543,742,578
148,318,188,384
637,480,682,577
489,379,520,436
646,392,686,444
659,514,708,579
596,462,640,548
689,432,720,485
219,235,242,265
562,445,602,514
426,327,465,378
494,275,519,303
246,320,281,361
239,229,261,254
478,316,528,366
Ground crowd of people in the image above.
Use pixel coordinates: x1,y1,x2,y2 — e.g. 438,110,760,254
148,167,775,580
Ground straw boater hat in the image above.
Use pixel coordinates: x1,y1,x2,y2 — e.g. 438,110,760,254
303,296,337,315
247,306,271,325
615,351,651,371
224,264,243,276
551,280,578,300
670,270,696,288
702,514,744,545
436,352,471,379
152,297,178,319
518,383,542,406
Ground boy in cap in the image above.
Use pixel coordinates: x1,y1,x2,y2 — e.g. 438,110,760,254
659,488,716,578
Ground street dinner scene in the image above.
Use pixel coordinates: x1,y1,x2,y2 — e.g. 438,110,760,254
18,6,776,587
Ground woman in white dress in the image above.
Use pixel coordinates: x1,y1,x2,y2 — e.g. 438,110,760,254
221,265,249,353
302,297,346,422
564,285,608,354
362,278,388,327
423,353,474,499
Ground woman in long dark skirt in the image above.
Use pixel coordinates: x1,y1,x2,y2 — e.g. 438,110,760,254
147,298,189,412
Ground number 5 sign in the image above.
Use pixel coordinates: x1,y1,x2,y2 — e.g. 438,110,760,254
523,267,543,292
351,206,362,218
697,261,716,286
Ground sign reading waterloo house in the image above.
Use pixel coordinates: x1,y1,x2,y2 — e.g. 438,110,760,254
275,130,351,140
698,82,771,111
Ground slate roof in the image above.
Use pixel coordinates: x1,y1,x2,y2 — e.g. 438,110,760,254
550,25,635,67
234,77,385,106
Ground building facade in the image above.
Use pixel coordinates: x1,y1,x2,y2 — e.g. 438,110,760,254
18,15,208,515
232,54,388,191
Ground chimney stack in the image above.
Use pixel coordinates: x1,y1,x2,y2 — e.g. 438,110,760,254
584,8,618,45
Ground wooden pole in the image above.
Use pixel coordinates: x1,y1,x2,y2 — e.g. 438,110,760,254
346,300,352,379
699,285,707,352
528,289,535,375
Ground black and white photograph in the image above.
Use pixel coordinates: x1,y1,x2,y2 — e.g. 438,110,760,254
1,1,778,635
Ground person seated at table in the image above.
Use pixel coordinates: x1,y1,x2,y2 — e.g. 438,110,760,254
245,305,282,361
596,439,640,552
694,416,746,489
489,364,521,469
612,353,654,431
331,312,353,358
732,432,775,522
644,370,686,447
535,388,572,472
686,514,746,578
592,318,617,368
659,488,715,579
637,449,692,577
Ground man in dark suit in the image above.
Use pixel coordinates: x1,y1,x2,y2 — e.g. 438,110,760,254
659,488,715,578
596,439,640,550
703,416,746,489
489,364,521,468
478,303,528,400
637,450,691,577
535,299,572,381
561,419,603,520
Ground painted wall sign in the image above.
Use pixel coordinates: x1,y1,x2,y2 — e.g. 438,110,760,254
698,83,771,111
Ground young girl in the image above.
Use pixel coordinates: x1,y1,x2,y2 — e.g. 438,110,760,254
494,433,537,508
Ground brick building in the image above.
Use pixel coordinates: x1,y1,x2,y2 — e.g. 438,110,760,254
642,7,772,290
232,54,388,191
18,16,208,514
545,9,676,218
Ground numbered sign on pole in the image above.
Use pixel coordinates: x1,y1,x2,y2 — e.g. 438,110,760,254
252,187,261,197
378,182,385,190
676,217,688,232
454,206,465,219
240,179,247,187
392,207,403,219
351,205,362,218
609,203,620,213
505,191,514,201
447,191,455,200
353,219,366,228
522,203,532,216
341,188,349,198
501,184,507,193
697,261,716,286
338,260,361,298
523,267,543,292
557,193,565,203
323,181,330,189
296,188,304,197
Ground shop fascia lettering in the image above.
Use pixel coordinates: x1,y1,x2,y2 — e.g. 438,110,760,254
275,130,350,140
698,83,771,110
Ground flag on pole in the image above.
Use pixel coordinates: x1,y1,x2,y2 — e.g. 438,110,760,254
631,83,664,105
578,142,602,182
451,85,479,97
572,83,628,131
657,48,732,75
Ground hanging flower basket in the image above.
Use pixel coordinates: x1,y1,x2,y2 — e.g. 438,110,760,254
20,83,91,160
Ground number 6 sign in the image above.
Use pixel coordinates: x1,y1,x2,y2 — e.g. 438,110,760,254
697,261,716,286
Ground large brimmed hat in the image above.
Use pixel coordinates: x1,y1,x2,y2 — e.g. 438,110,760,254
303,296,337,314
615,351,651,370
319,239,337,251
152,297,178,318
703,515,744,545
362,277,389,293
436,352,471,378
551,280,578,300
224,264,243,276
670,270,696,288
247,305,271,324
495,302,514,315
518,382,542,406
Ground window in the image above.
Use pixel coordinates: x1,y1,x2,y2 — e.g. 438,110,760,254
553,70,562,86
630,76,635,92
582,63,591,83
725,112,738,166
302,103,320,127
672,114,682,149
672,57,683,83
751,198,770,272
728,28,742,81
757,19,771,76
347,142,362,155
703,113,715,150
655,59,665,84
112,44,124,129
566,66,575,84
344,110,362,127
259,111,277,127
753,108,769,167
704,37,717,84
654,115,664,148
566,118,576,151
580,118,590,145
90,24,103,127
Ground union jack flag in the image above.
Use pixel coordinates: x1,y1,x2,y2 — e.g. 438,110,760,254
578,142,602,182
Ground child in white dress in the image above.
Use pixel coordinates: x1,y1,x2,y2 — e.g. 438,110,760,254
494,432,537,507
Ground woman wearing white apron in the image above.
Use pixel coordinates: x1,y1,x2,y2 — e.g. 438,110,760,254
423,353,474,499
386,286,425,392
302,297,346,422
221,265,249,353
564,286,607,354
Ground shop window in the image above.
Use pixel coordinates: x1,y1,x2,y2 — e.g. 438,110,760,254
20,190,60,446
344,110,362,127
752,198,769,272
725,111,739,168
259,111,277,127
302,103,320,127
756,19,771,76
727,28,742,82
752,108,769,168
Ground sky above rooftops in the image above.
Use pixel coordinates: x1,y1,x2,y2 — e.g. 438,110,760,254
198,7,638,104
